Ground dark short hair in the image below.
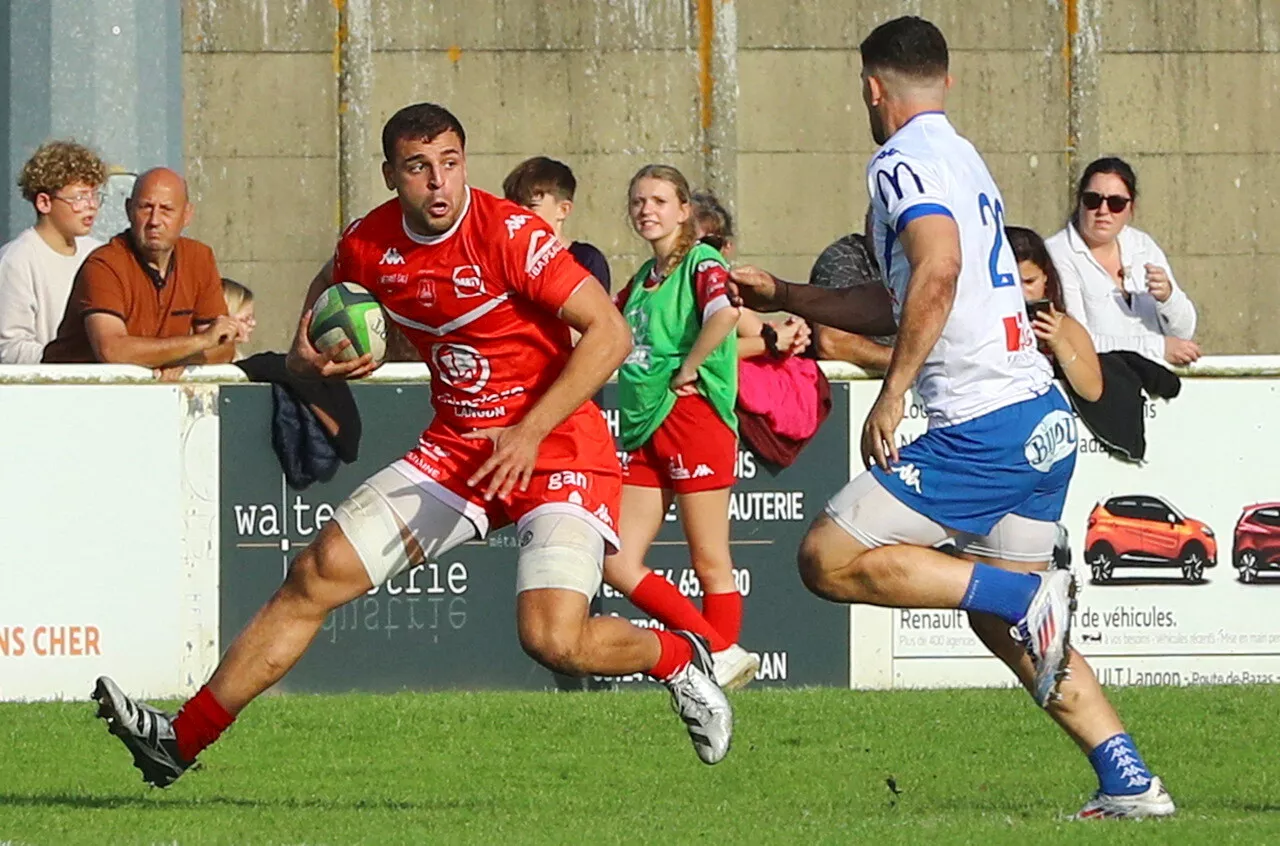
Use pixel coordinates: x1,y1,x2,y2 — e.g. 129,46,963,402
691,190,733,251
860,16,949,79
1006,226,1065,312
381,103,466,163
503,156,576,206
1077,156,1138,203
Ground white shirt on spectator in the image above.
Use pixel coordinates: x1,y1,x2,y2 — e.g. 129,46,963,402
1045,223,1196,366
0,227,102,363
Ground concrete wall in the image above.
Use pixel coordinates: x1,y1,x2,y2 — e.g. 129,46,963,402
182,0,1280,355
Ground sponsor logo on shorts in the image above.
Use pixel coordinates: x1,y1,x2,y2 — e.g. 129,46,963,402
547,471,589,492
452,265,484,298
525,230,563,278
568,491,585,506
891,462,923,494
431,343,491,394
380,247,405,265
505,213,532,239
1024,409,1078,473
668,455,691,481
417,440,450,462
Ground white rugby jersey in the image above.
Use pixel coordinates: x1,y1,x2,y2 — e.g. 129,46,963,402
866,112,1052,427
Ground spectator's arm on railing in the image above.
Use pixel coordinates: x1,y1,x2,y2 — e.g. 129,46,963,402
0,259,44,363
87,312,236,368
814,325,892,373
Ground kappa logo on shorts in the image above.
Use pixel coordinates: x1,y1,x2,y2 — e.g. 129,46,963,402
593,504,614,527
891,462,923,494
692,464,715,479
1024,409,1078,473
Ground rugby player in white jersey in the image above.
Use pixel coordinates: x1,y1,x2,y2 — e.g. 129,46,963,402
730,16,1173,820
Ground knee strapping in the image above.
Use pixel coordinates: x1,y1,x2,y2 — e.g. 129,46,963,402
515,513,605,599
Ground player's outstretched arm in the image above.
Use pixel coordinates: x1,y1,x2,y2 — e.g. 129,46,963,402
862,214,961,470
285,259,377,380
729,265,897,337
465,278,631,501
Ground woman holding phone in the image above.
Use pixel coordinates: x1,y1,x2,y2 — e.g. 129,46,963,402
1007,226,1103,402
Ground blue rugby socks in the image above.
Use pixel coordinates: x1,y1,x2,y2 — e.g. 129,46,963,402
958,563,1040,623
1088,733,1154,795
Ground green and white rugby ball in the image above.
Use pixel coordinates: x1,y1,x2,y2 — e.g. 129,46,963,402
308,282,387,364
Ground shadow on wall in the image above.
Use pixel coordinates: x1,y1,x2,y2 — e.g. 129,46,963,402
91,171,137,241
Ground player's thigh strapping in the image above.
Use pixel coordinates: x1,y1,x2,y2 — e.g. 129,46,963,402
334,462,478,586
826,390,1077,562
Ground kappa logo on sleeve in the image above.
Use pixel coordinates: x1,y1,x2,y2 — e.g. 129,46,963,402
505,214,532,239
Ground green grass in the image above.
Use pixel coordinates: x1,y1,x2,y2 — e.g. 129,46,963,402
0,686,1276,844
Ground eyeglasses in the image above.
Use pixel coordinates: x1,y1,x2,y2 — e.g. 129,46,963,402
1081,191,1131,213
51,190,104,211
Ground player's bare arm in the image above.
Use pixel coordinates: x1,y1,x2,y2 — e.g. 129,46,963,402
85,311,236,369
285,259,377,380
671,305,739,394
862,213,960,470
465,277,632,501
729,264,897,337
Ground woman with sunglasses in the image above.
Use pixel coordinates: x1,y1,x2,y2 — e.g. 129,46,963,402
1045,157,1200,367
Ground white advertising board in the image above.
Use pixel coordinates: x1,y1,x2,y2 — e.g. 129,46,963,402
847,379,1280,689
0,386,189,700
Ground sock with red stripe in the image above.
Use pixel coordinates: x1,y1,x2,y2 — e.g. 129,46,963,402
958,563,1040,624
630,572,730,651
648,629,694,682
172,685,236,763
702,590,743,645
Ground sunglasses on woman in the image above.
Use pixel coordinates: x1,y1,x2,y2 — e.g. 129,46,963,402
1081,191,1131,213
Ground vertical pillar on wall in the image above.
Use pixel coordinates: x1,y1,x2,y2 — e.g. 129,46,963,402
698,0,738,215
336,0,373,231
1065,0,1102,191
0,0,181,241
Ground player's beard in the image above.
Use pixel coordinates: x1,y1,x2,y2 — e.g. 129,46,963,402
868,108,889,146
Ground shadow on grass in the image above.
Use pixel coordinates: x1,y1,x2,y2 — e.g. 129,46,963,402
0,792,491,813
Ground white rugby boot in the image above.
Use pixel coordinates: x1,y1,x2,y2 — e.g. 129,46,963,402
1015,569,1077,707
1075,776,1177,820
664,632,733,765
711,643,760,691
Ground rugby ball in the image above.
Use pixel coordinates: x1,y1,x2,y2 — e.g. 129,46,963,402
308,282,387,364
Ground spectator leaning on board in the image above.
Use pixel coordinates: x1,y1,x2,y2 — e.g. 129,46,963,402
1046,157,1200,368
42,167,236,369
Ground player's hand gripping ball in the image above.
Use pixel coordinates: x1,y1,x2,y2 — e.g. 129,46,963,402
308,282,388,365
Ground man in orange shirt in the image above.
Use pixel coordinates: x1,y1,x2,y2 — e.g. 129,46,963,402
43,167,235,366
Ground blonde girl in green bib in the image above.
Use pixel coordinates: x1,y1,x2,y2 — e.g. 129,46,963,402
604,165,759,689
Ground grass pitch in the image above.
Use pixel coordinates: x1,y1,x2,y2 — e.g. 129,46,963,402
1,685,1277,844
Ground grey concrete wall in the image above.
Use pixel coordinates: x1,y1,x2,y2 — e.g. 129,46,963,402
182,0,1280,355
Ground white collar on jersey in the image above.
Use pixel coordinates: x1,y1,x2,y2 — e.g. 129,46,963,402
401,185,472,246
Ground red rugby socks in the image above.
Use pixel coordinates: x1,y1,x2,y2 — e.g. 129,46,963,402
172,685,236,762
630,572,730,651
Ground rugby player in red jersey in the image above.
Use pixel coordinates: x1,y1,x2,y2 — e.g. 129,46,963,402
93,103,732,787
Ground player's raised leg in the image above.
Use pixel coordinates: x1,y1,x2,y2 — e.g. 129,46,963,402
514,512,731,764
961,517,1174,819
802,472,1074,706
94,465,477,787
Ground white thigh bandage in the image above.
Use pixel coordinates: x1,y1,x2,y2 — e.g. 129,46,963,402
961,513,1057,564
515,512,605,599
334,463,478,586
824,470,953,549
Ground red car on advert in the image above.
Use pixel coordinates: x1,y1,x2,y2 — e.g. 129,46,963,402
1084,494,1216,584
1232,502,1280,584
